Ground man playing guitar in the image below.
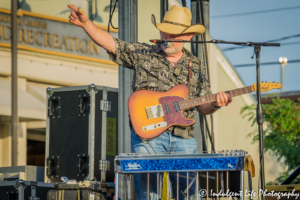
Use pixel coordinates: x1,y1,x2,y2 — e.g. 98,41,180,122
68,4,232,200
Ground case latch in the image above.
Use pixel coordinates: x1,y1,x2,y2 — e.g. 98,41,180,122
99,160,110,171
100,100,111,112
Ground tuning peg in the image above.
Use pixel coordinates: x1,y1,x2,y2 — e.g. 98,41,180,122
277,81,279,83
273,81,275,83
261,81,263,83
265,81,267,83
269,81,271,83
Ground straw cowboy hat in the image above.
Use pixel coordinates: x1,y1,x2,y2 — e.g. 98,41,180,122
151,5,205,35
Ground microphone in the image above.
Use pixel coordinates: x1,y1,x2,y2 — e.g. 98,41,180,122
164,42,172,48
151,40,172,48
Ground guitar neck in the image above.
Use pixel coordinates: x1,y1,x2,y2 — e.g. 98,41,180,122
179,85,255,110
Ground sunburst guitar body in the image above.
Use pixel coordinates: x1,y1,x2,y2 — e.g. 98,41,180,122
128,82,281,139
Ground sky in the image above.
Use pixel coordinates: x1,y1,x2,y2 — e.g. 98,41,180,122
209,0,300,93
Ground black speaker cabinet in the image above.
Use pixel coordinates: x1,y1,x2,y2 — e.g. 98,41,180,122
45,84,118,183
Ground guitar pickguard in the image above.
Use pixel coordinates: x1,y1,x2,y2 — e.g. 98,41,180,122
158,96,195,127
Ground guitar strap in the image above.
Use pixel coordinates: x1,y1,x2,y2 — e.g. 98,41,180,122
188,60,193,92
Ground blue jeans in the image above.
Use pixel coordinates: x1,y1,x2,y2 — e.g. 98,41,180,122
131,130,199,200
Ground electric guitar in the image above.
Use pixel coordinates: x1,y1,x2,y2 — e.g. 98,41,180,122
128,82,281,139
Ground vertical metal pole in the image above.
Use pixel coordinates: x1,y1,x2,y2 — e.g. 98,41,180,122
157,173,159,200
160,0,168,22
115,173,119,200
88,0,93,20
11,0,18,167
240,170,244,200
101,88,108,181
147,173,150,200
118,0,137,199
196,172,199,200
216,172,219,200
18,184,24,200
248,172,252,200
226,171,229,199
281,63,285,92
127,174,132,200
220,172,224,192
191,0,213,152
206,172,209,200
187,172,189,200
160,174,163,199
226,171,229,200
118,0,137,154
255,45,265,200
88,88,96,180
177,172,179,200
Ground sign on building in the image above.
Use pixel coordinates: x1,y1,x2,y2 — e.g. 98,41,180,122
0,9,118,64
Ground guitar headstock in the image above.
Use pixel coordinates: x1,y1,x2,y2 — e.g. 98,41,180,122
253,81,282,92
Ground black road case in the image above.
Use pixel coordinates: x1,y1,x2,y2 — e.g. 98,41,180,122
0,181,54,200
45,85,118,183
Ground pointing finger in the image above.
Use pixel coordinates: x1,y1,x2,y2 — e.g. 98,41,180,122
68,4,79,12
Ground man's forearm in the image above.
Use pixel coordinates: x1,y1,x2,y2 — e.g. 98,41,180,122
82,20,116,54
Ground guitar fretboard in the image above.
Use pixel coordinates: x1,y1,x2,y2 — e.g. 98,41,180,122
179,86,254,110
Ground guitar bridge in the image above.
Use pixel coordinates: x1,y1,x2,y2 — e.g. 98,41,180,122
142,122,167,131
145,104,164,119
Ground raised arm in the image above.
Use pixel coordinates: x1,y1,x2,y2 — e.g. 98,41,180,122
68,4,116,54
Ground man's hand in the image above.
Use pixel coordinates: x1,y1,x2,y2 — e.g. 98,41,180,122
212,91,232,107
68,5,88,27
196,91,233,115
67,4,116,55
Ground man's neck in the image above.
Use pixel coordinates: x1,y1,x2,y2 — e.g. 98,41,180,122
164,50,184,67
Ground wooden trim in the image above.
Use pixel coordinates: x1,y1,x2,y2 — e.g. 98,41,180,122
0,42,118,66
0,8,118,32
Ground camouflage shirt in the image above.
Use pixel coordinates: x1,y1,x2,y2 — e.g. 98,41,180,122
107,37,211,139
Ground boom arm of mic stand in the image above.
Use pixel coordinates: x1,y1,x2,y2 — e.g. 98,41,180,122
254,45,266,200
150,39,281,47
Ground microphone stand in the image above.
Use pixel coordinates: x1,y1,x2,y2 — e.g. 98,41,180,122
151,39,280,199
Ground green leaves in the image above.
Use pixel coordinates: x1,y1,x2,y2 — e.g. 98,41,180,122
241,95,300,184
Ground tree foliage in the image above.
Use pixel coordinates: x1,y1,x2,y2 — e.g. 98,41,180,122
241,96,300,184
